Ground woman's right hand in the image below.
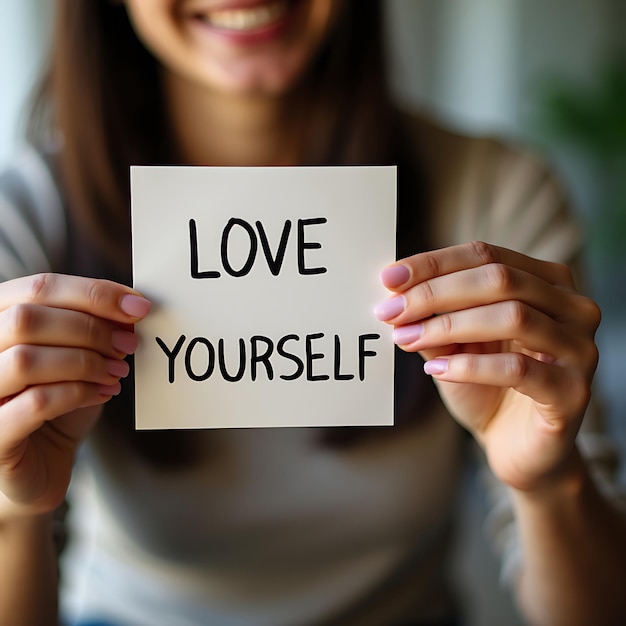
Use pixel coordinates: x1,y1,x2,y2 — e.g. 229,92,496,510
0,273,151,518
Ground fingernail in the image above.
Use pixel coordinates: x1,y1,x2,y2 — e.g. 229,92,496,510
98,383,121,397
424,358,449,375
106,358,130,378
120,294,151,318
112,330,138,354
393,323,424,345
374,295,406,321
380,265,410,289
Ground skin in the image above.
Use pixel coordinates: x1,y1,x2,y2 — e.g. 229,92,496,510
0,275,149,626
376,241,601,494
377,243,626,625
1,1,625,625
0,274,147,517
125,0,343,166
124,0,342,96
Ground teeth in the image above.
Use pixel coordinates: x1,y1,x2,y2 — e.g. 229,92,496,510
205,1,288,31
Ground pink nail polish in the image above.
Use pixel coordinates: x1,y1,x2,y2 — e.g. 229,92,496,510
98,383,122,397
120,294,151,318
424,358,449,375
106,359,130,378
374,295,406,321
112,330,139,355
380,265,410,289
393,323,424,345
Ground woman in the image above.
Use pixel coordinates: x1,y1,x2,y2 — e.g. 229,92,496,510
0,1,624,625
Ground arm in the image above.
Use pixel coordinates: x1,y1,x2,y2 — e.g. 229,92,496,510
0,155,145,623
0,506,58,626
513,448,626,626
0,274,150,624
375,241,626,624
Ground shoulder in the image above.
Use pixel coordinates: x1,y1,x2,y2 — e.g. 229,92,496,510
399,107,553,193
398,108,583,262
2,144,58,198
0,145,68,279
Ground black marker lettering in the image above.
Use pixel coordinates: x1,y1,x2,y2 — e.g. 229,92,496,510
189,219,220,279
277,334,304,380
305,332,329,381
251,335,275,381
333,334,354,381
297,218,328,275
155,335,186,383
184,337,215,382
256,220,291,276
221,218,257,277
358,333,380,381
218,337,246,382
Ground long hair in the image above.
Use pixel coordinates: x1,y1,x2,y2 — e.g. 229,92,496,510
29,0,436,464
29,0,171,276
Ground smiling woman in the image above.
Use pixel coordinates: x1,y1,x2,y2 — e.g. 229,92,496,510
124,0,342,95
0,1,625,626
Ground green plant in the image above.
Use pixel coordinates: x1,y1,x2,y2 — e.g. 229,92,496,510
531,58,626,260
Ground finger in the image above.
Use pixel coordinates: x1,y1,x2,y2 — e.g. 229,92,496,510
0,345,130,399
392,300,586,363
0,304,139,358
0,274,151,323
0,381,119,451
376,263,600,334
423,352,591,419
380,241,576,291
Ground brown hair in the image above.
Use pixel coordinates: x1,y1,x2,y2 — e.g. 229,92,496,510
29,0,436,464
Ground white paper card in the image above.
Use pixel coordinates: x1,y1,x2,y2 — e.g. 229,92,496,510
131,166,396,429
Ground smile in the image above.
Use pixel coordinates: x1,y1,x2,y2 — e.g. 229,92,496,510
195,1,291,32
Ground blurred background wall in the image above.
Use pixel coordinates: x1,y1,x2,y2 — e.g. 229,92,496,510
0,0,53,164
1,1,624,625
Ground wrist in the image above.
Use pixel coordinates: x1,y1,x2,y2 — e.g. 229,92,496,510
511,446,589,508
0,491,54,530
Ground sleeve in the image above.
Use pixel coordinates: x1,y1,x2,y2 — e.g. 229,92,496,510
442,136,584,262
0,145,67,282
450,137,626,587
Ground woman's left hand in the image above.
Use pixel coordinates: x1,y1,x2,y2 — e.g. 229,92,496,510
375,241,601,493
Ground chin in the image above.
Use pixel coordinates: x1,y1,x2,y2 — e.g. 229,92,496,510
211,56,308,97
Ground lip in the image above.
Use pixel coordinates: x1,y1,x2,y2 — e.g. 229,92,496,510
186,0,285,10
185,0,303,45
